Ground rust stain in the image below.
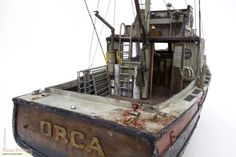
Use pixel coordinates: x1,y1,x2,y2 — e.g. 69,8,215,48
170,130,176,144
31,90,50,100
132,102,143,112
117,102,146,129
157,102,199,156
158,115,176,126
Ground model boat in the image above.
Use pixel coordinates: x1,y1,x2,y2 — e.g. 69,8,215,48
12,0,211,157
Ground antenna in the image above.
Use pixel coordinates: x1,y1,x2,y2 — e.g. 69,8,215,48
198,0,202,38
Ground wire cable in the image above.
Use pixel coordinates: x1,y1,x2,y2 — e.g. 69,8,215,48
113,0,116,27
162,0,167,9
185,0,188,7
88,0,100,68
83,0,106,63
194,0,197,33
131,0,136,18
91,0,112,67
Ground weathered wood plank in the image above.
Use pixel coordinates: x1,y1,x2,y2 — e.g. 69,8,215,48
16,104,153,157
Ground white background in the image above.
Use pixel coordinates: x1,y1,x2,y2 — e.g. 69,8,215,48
1,0,236,156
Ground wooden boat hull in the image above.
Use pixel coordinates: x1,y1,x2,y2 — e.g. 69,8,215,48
12,87,208,157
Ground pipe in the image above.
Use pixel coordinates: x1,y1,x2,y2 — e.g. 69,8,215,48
95,11,115,51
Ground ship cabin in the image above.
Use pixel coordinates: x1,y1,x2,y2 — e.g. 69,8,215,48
53,5,205,106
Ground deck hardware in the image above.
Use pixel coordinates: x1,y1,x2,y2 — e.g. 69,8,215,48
32,89,43,95
70,106,77,110
170,130,177,143
132,102,143,111
192,89,201,94
23,124,28,129
41,92,50,97
184,95,195,102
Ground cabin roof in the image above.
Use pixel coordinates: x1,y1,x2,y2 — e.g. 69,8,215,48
107,36,200,43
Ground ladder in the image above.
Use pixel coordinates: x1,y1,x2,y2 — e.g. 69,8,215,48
118,23,134,97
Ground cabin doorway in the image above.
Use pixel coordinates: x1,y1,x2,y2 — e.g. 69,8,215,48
151,42,173,101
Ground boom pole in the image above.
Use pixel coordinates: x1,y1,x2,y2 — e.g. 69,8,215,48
134,0,147,44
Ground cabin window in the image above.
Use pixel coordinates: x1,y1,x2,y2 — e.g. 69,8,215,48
132,42,142,58
155,43,168,51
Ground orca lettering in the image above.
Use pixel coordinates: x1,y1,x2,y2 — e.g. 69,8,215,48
40,120,106,157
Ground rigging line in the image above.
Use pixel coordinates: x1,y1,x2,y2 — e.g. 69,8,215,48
201,20,204,38
88,0,101,68
196,0,202,77
194,0,197,33
162,0,169,10
83,0,106,62
140,0,143,9
198,0,202,38
162,0,167,6
91,0,112,67
113,0,116,27
131,0,136,18
185,0,188,7
163,0,167,6
88,29,95,68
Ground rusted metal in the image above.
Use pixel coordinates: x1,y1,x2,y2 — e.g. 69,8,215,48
119,103,145,129
131,102,143,111
158,115,177,126
31,90,50,100
170,130,177,143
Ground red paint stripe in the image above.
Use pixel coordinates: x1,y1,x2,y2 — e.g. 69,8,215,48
157,102,199,156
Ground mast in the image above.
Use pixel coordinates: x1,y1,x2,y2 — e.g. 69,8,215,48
198,0,202,38
197,0,202,79
134,0,152,99
144,0,151,33
134,0,147,43
133,0,151,43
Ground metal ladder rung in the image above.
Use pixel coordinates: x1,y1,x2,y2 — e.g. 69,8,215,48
119,86,132,90
122,59,130,61
120,66,135,69
120,73,130,76
120,51,131,54
122,61,141,64
120,44,131,46
120,80,132,83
